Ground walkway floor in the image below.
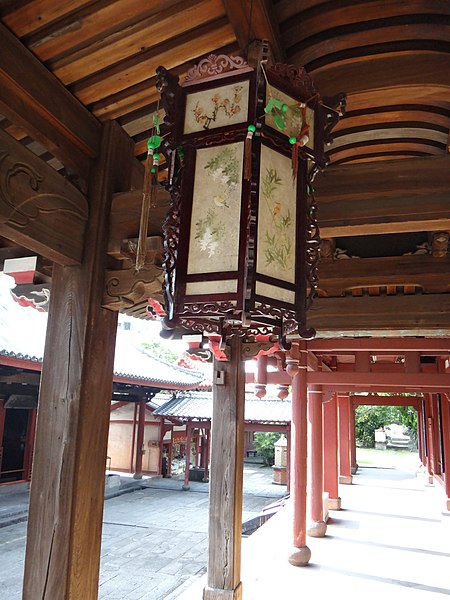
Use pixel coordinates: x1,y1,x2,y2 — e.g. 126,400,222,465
178,452,450,599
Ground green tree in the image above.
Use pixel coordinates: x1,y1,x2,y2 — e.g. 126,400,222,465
252,432,280,466
141,339,179,364
355,403,418,448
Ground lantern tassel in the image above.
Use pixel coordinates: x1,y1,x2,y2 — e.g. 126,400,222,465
244,124,256,181
136,150,154,271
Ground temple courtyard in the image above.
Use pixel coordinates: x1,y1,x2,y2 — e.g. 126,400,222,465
1,451,448,599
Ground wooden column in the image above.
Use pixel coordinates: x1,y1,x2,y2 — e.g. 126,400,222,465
22,121,134,600
307,385,326,537
287,343,311,566
133,399,146,479
417,402,426,466
338,393,353,484
23,409,37,482
441,394,450,511
203,429,210,483
350,402,358,474
0,400,5,476
182,420,192,491
323,392,341,510
204,336,245,600
425,394,436,483
286,425,291,495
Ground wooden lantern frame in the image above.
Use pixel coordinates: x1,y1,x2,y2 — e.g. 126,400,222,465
156,51,345,344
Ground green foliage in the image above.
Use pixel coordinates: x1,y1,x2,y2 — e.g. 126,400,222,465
252,432,280,466
355,403,418,448
141,339,179,364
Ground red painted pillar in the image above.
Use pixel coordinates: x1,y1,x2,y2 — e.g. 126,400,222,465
182,420,192,491
23,410,37,482
307,384,326,537
425,394,435,484
287,343,311,566
0,400,5,477
350,402,358,474
338,393,352,484
417,402,425,467
286,425,291,495
323,392,341,510
133,399,146,479
441,394,450,511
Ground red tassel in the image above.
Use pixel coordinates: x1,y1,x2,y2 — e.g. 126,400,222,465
244,126,255,181
291,141,299,182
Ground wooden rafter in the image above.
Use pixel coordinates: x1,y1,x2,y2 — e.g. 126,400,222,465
0,22,101,181
222,0,284,62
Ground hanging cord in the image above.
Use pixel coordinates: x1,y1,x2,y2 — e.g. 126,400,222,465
136,106,161,271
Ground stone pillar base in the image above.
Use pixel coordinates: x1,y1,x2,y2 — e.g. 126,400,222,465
288,545,311,566
181,483,190,491
339,475,353,484
307,520,327,537
203,582,242,600
133,473,142,480
351,463,359,475
447,498,450,512
328,497,342,510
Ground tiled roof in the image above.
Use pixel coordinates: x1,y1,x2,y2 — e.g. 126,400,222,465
0,277,204,389
154,391,291,424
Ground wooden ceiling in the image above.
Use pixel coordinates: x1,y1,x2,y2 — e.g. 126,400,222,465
0,0,450,335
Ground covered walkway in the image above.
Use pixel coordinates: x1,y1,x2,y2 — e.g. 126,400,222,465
178,453,450,599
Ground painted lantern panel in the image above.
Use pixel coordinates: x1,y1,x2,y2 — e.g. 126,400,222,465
187,142,244,285
265,87,314,153
256,145,296,305
184,80,250,134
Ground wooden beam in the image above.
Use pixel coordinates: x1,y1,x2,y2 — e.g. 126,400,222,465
319,255,450,296
0,22,101,181
308,338,450,353
0,129,88,265
308,371,450,390
22,121,134,600
308,294,450,337
222,0,284,62
315,156,450,236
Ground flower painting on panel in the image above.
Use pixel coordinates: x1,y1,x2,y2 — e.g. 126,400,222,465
187,142,244,276
184,81,249,134
265,87,314,149
257,145,296,285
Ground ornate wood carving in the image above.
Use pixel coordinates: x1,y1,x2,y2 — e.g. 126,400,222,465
102,265,163,312
0,129,88,265
184,54,250,82
268,63,318,101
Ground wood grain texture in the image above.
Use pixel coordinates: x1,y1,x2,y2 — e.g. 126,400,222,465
0,22,100,181
0,129,87,265
22,121,134,600
204,336,245,599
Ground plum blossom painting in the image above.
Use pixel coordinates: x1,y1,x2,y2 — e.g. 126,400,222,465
187,142,244,276
257,145,296,291
184,80,249,134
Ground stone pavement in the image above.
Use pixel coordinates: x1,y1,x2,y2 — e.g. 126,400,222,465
0,463,287,599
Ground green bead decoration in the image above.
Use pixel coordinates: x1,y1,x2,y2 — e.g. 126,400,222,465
281,103,288,113
153,153,161,161
248,124,256,133
147,135,161,150
151,167,156,174
289,136,297,145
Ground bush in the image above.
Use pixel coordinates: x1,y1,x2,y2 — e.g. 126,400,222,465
355,404,418,448
252,432,279,466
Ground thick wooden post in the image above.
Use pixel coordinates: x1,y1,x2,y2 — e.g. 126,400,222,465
338,393,353,484
307,385,326,537
323,392,341,510
22,121,134,600
204,336,245,600
287,343,311,566
134,399,146,479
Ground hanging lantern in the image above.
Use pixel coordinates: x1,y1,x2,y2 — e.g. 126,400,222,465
155,47,345,345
